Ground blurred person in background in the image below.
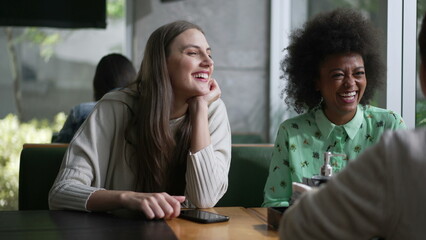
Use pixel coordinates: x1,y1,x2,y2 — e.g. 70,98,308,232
53,53,136,143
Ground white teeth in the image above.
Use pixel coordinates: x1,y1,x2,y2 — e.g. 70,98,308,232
340,92,356,97
193,73,208,79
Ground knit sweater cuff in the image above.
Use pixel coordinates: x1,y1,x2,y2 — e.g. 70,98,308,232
49,183,105,212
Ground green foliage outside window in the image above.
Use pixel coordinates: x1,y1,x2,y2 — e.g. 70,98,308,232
0,113,66,210
107,0,125,19
416,99,426,127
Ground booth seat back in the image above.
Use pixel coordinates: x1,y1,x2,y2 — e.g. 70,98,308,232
19,143,273,210
231,133,265,144
19,144,68,210
216,144,274,208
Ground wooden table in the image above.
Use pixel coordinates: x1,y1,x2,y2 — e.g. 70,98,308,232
167,207,278,239
246,207,269,223
0,207,278,240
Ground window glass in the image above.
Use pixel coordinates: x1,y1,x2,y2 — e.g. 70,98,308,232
0,0,126,121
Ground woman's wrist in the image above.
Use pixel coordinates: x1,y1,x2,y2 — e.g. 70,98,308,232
189,97,209,117
118,191,130,209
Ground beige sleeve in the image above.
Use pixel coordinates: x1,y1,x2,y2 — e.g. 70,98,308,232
185,99,232,208
49,99,127,211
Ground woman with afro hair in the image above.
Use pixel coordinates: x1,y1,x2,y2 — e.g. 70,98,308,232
263,8,406,207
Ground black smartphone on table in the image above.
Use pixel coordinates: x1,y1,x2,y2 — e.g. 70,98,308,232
178,209,230,224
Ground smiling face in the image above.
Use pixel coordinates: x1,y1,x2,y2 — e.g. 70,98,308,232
166,28,214,103
316,52,367,125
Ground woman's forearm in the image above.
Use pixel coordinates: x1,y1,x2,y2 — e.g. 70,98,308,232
87,189,186,219
86,189,125,211
189,99,211,153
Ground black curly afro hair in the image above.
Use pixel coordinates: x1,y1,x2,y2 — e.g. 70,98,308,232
419,12,426,64
281,8,384,114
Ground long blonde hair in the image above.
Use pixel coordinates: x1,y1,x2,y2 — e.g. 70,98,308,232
126,21,204,194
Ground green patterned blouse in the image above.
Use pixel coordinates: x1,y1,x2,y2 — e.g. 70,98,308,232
262,105,406,207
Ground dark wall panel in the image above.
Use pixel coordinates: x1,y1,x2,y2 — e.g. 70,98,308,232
0,0,106,28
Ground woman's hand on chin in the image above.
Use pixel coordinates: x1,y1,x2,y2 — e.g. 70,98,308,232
119,191,186,219
204,78,221,105
187,78,221,107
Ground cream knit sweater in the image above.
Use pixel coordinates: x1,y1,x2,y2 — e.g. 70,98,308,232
49,90,231,211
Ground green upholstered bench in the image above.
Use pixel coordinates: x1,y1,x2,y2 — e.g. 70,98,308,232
231,133,266,144
19,144,68,210
216,144,274,207
18,143,274,210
